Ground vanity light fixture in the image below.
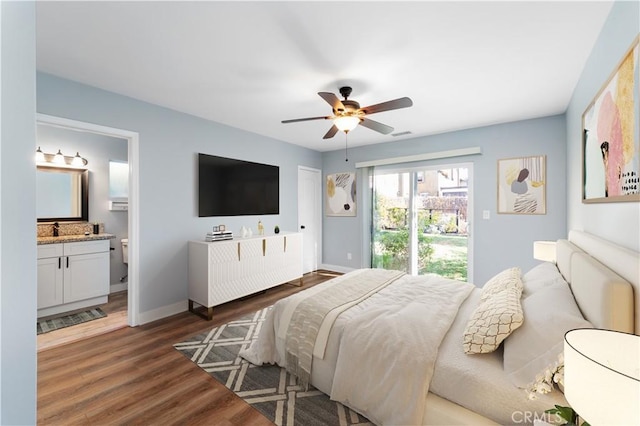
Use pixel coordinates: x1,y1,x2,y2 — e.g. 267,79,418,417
35,146,45,163
35,147,88,168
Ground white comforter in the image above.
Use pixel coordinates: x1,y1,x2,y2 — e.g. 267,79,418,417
240,270,474,425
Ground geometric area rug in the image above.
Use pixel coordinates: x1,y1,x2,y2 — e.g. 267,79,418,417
173,307,372,426
37,307,107,335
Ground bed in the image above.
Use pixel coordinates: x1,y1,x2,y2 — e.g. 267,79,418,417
240,230,638,425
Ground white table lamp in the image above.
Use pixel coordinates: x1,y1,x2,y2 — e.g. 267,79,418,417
533,241,556,263
564,329,640,425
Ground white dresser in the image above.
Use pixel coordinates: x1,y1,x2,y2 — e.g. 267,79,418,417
188,232,303,319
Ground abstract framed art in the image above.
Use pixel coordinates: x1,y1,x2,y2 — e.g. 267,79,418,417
497,155,546,215
582,35,639,203
326,172,356,216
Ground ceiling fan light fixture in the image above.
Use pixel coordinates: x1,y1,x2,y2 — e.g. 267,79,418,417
334,116,360,133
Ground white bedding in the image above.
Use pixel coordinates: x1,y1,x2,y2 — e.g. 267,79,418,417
430,289,568,425
330,273,474,425
241,270,474,424
240,269,568,425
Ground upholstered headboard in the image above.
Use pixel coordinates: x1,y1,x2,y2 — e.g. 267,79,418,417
556,231,638,335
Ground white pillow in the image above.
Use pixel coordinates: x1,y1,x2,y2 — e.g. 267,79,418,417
480,267,522,301
522,262,566,299
503,280,592,388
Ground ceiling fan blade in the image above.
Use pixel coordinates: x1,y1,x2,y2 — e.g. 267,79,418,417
318,92,346,112
323,124,339,139
360,97,413,115
282,116,331,124
359,118,394,135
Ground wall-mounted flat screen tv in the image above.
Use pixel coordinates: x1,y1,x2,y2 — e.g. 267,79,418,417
198,153,279,217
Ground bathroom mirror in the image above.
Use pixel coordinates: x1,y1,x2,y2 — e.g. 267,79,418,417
36,166,89,222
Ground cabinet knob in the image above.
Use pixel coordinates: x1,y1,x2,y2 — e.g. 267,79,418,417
300,225,306,229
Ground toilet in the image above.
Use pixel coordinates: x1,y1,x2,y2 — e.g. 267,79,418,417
121,238,128,264
120,238,128,282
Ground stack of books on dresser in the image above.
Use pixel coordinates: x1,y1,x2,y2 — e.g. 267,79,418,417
205,231,233,242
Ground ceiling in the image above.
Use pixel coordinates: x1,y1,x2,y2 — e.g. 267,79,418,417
36,1,613,152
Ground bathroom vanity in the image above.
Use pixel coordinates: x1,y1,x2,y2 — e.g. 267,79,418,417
37,234,114,318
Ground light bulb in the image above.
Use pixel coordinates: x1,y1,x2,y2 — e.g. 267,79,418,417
53,149,65,164
35,147,45,163
72,152,85,167
334,116,360,133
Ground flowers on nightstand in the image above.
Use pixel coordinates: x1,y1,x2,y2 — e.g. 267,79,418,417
526,352,564,400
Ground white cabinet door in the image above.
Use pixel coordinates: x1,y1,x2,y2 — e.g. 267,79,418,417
37,256,64,309
63,251,110,303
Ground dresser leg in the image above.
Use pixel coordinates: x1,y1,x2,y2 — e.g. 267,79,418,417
188,299,214,320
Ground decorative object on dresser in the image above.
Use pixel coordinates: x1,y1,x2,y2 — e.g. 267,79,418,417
188,232,303,320
497,155,546,214
205,230,233,242
582,35,639,203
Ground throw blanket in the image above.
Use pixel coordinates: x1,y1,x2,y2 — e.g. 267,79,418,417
330,274,474,425
285,269,405,388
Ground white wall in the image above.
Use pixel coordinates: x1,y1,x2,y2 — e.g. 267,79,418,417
37,124,129,287
322,115,568,286
0,2,37,424
566,0,640,251
36,72,323,320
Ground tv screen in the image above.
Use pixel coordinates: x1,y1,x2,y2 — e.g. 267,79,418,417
198,153,279,217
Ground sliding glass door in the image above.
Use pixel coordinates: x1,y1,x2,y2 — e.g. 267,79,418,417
371,164,471,280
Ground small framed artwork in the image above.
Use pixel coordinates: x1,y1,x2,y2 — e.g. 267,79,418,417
326,172,356,217
219,224,226,232
212,226,219,232
497,155,546,215
582,35,639,203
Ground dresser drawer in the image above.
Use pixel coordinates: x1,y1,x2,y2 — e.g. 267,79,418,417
63,239,110,256
37,243,63,259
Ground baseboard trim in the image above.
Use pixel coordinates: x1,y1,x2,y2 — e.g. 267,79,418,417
319,264,356,274
110,282,128,293
138,300,188,325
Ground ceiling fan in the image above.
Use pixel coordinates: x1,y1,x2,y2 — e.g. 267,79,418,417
282,86,413,139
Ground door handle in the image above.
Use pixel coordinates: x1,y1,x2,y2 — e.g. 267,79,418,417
66,257,69,268
58,257,61,269
300,225,306,229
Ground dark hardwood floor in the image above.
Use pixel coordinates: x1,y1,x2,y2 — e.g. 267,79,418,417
37,270,341,425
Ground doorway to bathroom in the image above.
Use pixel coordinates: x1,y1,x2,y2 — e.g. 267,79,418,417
36,114,140,350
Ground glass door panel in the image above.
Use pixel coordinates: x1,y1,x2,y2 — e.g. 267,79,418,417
371,172,410,273
371,166,469,281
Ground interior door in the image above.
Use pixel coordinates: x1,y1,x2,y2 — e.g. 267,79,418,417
298,166,321,274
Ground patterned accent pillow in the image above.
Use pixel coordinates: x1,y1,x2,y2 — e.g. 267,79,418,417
480,267,522,301
463,276,524,354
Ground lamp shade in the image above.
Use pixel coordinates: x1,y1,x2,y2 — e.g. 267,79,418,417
533,240,556,262
334,116,360,132
564,329,640,425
